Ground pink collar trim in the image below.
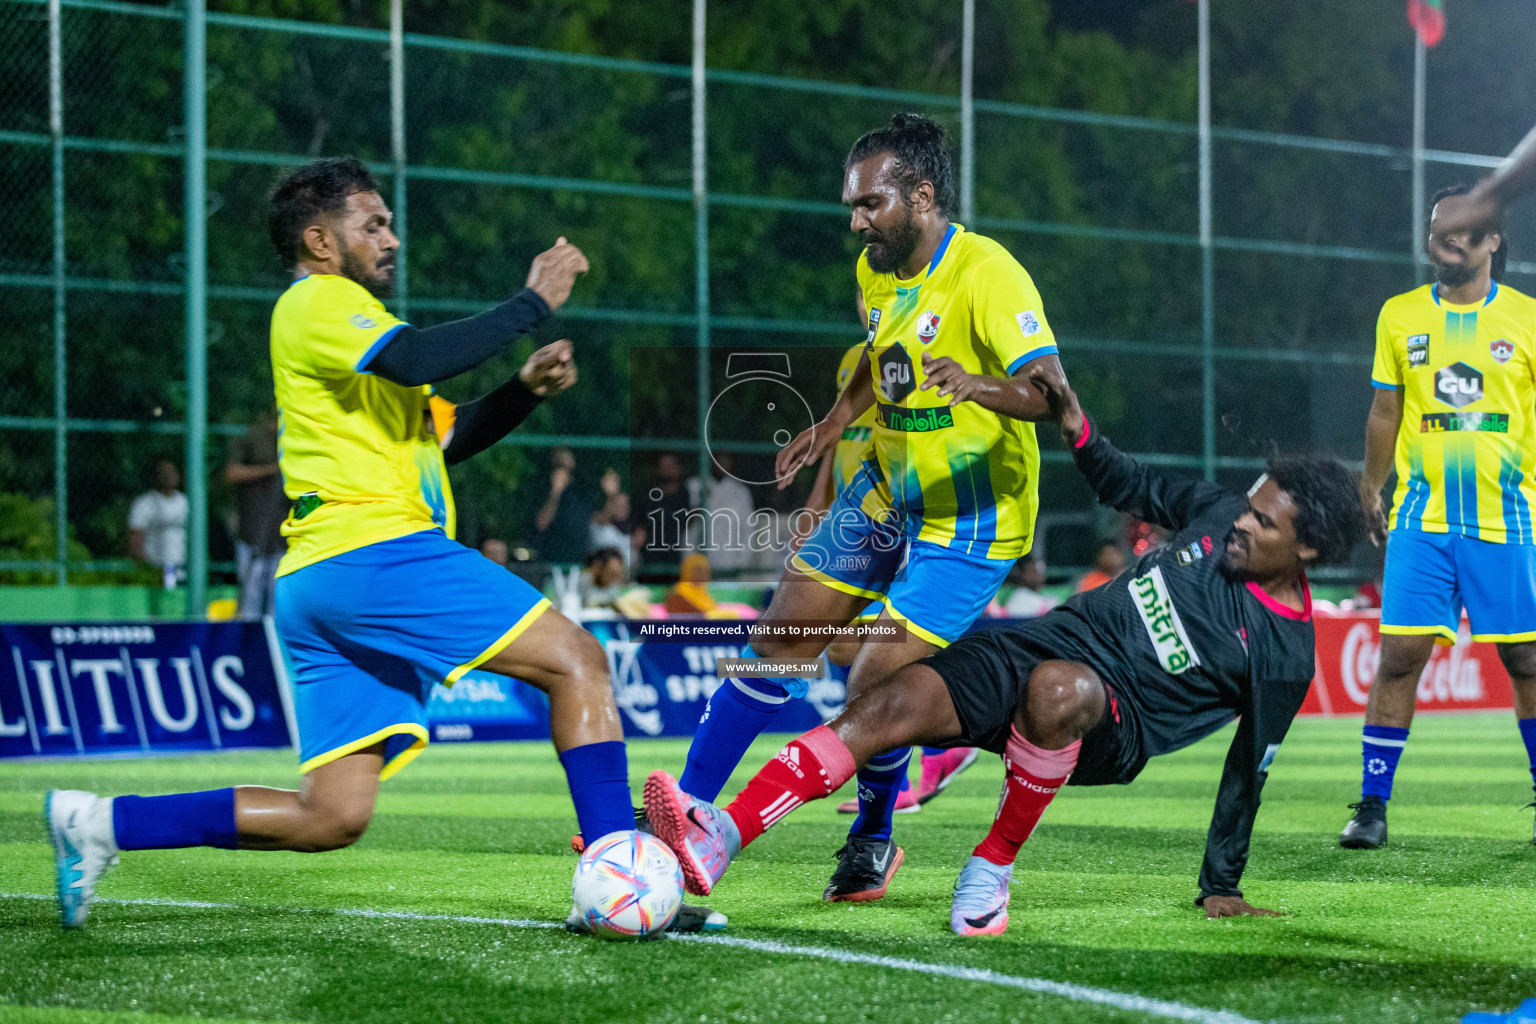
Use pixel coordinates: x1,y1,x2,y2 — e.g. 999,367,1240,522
1246,575,1311,621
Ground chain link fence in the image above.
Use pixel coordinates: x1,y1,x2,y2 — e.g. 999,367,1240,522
1,0,1533,597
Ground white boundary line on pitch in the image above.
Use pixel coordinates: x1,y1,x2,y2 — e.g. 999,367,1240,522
1,893,1261,1024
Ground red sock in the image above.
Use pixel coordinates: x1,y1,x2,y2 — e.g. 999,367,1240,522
725,725,857,847
973,727,1080,866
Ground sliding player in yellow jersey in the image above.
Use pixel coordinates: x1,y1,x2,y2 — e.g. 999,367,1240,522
1341,186,1536,850
45,157,719,933
664,114,1064,901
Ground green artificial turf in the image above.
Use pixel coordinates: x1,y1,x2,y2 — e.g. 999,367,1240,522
2,714,1535,1023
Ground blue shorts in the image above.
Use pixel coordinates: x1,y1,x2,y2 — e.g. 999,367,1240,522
1381,529,1536,645
274,529,551,779
791,497,1011,648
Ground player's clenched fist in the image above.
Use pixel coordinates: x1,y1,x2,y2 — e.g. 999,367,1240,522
525,237,590,311
519,339,579,397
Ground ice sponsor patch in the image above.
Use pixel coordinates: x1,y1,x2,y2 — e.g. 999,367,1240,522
1129,565,1202,675
866,307,881,346
1407,334,1429,367
1016,310,1042,337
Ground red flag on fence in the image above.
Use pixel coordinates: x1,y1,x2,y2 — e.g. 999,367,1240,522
1408,0,1445,47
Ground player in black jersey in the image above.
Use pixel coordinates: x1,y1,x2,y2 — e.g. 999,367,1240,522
642,367,1365,934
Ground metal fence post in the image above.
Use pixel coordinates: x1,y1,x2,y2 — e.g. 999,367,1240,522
184,0,208,614
692,0,710,492
959,0,974,225
1197,0,1215,481
49,0,66,585
1411,35,1427,285
390,0,408,320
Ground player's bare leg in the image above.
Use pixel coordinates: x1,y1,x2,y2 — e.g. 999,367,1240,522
1340,632,1435,849
1496,642,1536,843
479,608,624,751
233,745,383,851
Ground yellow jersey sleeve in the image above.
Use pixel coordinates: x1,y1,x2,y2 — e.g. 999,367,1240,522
971,255,1058,375
292,276,407,380
1371,304,1401,390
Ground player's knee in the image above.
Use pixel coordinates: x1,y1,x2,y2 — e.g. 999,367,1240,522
1376,636,1433,683
1019,661,1103,744
1498,641,1536,681
846,668,930,738
302,803,374,852
556,628,612,695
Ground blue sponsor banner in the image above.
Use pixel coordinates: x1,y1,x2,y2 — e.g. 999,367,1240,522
425,619,842,743
0,621,295,760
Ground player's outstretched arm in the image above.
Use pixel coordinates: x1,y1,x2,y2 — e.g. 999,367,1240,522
919,352,1062,420
1194,714,1284,919
1027,364,1229,532
440,339,577,466
774,350,876,489
366,239,590,387
1432,122,1536,240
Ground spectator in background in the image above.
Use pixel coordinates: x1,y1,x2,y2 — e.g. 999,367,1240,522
580,547,627,608
665,552,716,614
129,460,188,587
1003,556,1058,618
633,453,694,567
589,468,632,566
225,409,286,618
534,446,592,564
693,451,755,574
1075,540,1125,593
479,537,510,568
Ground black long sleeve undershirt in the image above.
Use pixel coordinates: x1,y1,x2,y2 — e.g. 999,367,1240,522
365,288,551,386
441,374,544,466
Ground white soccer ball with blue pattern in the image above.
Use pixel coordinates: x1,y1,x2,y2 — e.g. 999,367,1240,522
572,829,683,939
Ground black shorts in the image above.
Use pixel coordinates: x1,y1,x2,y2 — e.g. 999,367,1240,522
921,623,1146,787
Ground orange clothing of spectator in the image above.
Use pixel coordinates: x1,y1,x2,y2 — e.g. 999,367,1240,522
665,553,716,614
1075,570,1113,593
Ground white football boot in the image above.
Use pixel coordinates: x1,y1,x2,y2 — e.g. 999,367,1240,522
46,789,119,928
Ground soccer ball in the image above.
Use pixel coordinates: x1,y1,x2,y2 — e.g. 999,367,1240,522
572,830,684,940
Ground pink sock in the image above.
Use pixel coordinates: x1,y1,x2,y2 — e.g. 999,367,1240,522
973,727,1080,866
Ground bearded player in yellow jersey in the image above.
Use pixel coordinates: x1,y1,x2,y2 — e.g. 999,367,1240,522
45,157,721,934
1340,186,1536,851
657,114,1066,902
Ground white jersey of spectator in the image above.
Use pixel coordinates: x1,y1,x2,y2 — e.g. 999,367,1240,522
128,489,188,568
702,474,755,572
1003,586,1058,618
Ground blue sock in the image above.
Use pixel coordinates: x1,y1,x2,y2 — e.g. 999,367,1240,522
1361,725,1410,801
111,789,238,850
1518,718,1536,795
558,740,633,844
679,646,787,802
850,747,912,841
922,747,946,758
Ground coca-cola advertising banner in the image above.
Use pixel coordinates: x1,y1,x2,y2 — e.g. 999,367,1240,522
1304,613,1514,716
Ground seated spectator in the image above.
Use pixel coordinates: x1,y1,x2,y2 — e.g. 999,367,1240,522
589,468,632,566
129,460,188,587
1075,541,1124,593
1003,557,1058,618
664,553,716,615
480,538,510,567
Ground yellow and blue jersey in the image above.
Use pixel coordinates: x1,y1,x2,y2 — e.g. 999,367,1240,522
855,224,1057,561
832,343,878,495
1371,281,1536,544
270,274,456,576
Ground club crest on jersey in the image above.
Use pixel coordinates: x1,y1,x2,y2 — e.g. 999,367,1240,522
1016,310,1042,337
916,311,940,344
1129,566,1202,675
1491,338,1514,364
1407,334,1429,368
866,307,882,345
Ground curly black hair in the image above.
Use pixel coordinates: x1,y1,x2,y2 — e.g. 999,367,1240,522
846,112,957,218
267,156,378,267
1431,183,1507,280
1266,456,1366,565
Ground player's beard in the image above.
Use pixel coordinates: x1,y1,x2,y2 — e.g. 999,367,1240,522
1434,258,1478,288
1216,527,1254,581
341,244,396,298
863,209,923,275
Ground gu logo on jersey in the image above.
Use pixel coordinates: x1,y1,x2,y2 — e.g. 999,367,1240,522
1130,565,1202,675
1434,362,1484,409
1016,310,1042,337
878,344,916,402
917,311,940,344
866,308,882,346
1491,338,1515,364
1407,334,1429,368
